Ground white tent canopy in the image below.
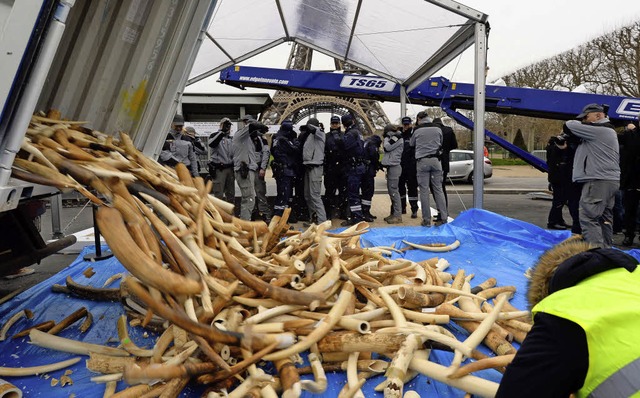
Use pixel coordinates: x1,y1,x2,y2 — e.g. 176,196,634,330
188,0,490,207
189,0,487,91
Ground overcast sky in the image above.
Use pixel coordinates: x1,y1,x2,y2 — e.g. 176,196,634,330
186,0,640,124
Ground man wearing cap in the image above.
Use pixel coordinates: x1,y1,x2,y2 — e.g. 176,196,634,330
399,116,419,218
233,114,267,220
324,115,346,219
159,114,199,177
564,103,620,248
208,118,235,204
410,111,447,227
341,114,366,225
298,118,327,224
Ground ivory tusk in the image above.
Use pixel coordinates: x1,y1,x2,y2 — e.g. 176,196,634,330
402,239,461,252
0,309,33,341
346,352,364,398
0,357,81,377
116,315,154,357
409,358,499,398
29,329,130,357
263,281,355,361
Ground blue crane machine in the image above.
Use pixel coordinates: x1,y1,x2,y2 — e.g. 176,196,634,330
219,65,640,172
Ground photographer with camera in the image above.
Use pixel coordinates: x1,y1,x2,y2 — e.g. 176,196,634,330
382,124,404,224
208,117,235,204
545,133,581,233
564,103,620,248
159,114,199,177
233,115,267,220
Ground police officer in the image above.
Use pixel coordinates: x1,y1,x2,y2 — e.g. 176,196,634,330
324,115,345,219
208,117,235,204
361,134,382,222
341,114,366,226
291,126,310,223
233,115,266,220
159,114,199,177
382,124,404,224
399,116,419,218
252,128,272,223
411,111,447,227
299,118,326,223
271,120,300,218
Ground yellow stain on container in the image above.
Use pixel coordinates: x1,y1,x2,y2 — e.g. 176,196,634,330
122,80,149,120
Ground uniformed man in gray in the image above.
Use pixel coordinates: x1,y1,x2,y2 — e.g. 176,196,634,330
299,118,327,223
208,117,235,204
253,129,272,222
381,124,404,224
159,114,199,177
410,111,447,227
232,115,266,220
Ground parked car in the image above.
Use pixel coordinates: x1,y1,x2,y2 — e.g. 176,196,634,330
447,149,493,182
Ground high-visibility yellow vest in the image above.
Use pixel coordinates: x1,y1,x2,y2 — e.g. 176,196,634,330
532,267,640,398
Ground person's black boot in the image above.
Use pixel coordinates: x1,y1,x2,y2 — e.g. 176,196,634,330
362,207,375,222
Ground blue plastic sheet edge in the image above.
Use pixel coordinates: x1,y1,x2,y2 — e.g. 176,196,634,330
1,208,638,397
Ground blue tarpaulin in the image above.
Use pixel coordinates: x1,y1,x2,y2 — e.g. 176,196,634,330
1,209,637,397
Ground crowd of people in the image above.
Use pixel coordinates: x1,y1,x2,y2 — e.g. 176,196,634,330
160,111,458,227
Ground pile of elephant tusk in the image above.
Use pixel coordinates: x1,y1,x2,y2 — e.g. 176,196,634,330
5,112,532,398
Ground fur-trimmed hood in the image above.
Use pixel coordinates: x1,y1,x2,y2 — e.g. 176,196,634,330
527,237,638,311
527,238,593,311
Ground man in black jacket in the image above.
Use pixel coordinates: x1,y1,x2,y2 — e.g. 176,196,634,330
361,134,382,222
619,118,640,246
432,117,457,222
399,116,419,218
545,135,580,232
271,120,300,218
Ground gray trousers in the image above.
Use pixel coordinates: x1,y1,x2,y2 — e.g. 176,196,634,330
234,170,256,220
211,167,235,204
417,157,447,223
386,165,402,217
304,165,327,222
254,173,270,216
579,179,619,248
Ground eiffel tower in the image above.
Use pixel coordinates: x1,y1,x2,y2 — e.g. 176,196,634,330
260,43,390,135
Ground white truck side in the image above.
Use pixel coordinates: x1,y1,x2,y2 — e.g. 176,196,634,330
0,0,216,270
